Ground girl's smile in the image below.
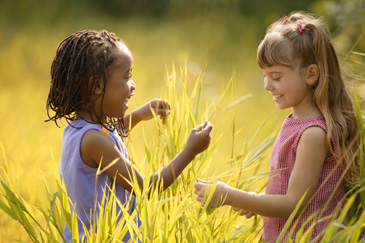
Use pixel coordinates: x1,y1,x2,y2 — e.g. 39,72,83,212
272,93,284,101
124,91,134,109
262,65,318,118
101,43,136,119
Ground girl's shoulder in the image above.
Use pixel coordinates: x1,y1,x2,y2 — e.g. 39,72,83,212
80,127,119,167
282,114,329,154
65,119,119,138
64,119,118,146
63,119,103,141
65,119,126,155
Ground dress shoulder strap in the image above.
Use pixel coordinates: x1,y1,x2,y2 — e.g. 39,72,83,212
100,126,110,136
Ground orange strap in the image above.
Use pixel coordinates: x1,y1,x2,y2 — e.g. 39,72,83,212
100,126,110,136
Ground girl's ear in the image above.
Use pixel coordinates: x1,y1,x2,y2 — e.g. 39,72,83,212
306,64,320,86
88,75,102,95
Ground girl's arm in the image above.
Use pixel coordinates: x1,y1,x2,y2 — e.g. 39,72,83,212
123,99,170,131
195,126,328,218
148,121,212,192
81,121,212,195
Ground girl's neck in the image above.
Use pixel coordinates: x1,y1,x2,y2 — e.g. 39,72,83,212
291,104,322,119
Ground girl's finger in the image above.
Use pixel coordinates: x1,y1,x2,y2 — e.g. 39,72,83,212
192,122,205,132
194,182,206,190
246,212,255,218
194,189,205,197
196,195,204,202
202,122,213,134
154,109,170,117
155,99,170,110
162,99,170,110
196,178,206,183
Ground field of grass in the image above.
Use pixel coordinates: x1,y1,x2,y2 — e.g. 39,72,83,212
0,7,364,242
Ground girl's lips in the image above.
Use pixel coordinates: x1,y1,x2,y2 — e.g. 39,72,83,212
273,94,283,101
124,98,129,108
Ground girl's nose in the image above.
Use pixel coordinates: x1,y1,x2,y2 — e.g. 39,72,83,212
131,80,136,90
264,78,272,91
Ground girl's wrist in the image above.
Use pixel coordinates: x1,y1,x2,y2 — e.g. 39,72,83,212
181,146,198,161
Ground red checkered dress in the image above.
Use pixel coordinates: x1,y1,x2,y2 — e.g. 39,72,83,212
263,114,344,242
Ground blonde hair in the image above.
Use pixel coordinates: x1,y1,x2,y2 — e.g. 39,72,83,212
257,11,361,185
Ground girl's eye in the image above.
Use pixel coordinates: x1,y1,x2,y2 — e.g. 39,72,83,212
273,77,281,81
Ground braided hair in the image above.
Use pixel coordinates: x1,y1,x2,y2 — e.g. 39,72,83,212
46,29,127,136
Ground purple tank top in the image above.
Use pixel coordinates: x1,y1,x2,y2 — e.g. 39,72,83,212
59,119,140,242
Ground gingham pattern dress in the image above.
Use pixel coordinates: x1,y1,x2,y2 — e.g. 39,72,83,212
263,114,344,242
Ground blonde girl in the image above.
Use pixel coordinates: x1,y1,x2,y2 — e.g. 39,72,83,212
46,30,213,242
195,12,361,242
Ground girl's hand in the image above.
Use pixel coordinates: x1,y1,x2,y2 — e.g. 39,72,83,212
232,207,255,218
184,121,213,155
135,99,171,124
194,179,228,208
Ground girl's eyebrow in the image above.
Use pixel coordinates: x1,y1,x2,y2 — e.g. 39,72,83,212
124,67,133,74
263,71,281,76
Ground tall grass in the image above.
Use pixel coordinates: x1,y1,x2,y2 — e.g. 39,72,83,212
0,65,364,242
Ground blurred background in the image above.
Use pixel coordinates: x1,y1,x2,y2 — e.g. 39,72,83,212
0,0,364,241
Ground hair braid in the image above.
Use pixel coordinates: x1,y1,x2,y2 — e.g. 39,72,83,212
46,30,127,137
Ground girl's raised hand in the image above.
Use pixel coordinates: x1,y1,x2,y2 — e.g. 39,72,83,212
135,99,171,124
194,178,228,208
185,121,213,155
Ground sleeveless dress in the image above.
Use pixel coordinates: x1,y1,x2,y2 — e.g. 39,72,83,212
59,119,140,242
263,114,344,242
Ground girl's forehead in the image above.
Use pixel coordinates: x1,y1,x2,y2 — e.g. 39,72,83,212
262,65,284,72
116,42,132,57
112,43,133,65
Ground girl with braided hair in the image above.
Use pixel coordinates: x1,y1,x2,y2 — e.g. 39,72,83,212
46,30,213,242
195,12,361,242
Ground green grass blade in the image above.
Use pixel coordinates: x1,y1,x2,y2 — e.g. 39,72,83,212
71,204,80,243
46,191,58,230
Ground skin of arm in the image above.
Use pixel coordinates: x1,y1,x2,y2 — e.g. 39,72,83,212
81,120,212,196
195,126,328,218
123,99,170,131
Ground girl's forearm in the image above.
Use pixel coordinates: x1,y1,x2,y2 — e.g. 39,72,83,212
123,111,142,131
149,147,196,193
224,187,298,218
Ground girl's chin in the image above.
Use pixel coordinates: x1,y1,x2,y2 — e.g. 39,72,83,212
120,109,127,118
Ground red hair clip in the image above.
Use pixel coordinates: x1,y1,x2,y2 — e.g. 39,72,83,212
283,16,290,24
297,21,305,33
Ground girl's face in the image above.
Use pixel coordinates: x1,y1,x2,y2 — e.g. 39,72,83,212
101,43,135,119
262,65,315,118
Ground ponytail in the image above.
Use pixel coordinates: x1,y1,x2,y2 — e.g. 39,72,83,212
257,12,361,184
307,21,360,184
